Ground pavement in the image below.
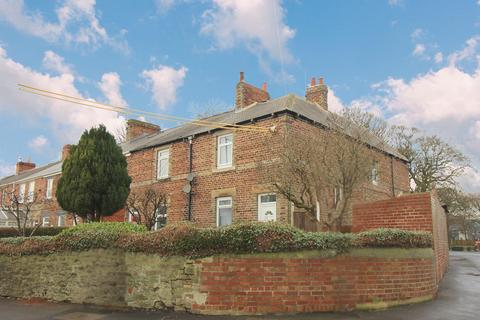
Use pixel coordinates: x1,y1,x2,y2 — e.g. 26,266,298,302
1,251,479,320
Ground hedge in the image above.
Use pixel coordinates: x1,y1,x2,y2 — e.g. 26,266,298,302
0,227,67,238
0,222,432,257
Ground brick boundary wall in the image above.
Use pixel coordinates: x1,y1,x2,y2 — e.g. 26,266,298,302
351,191,449,284
0,249,436,315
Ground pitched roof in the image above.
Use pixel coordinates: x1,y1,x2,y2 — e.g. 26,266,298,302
121,94,407,161
0,161,62,187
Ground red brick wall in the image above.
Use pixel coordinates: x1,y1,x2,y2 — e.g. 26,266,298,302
127,114,409,229
351,192,449,283
192,251,436,314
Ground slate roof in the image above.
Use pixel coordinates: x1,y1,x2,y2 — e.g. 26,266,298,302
0,161,62,187
121,94,406,160
0,94,406,186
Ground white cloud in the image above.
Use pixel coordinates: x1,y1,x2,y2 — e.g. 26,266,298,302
0,0,127,51
201,0,295,64
412,43,426,57
155,0,175,13
434,52,443,63
42,50,73,75
0,46,125,144
388,0,403,7
98,72,127,108
0,160,15,177
28,135,48,152
141,65,187,110
411,28,424,40
448,36,480,66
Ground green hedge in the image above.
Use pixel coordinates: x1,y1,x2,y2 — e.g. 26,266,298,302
0,222,432,257
0,227,68,238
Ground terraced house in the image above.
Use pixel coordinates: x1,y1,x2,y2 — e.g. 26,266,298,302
0,73,410,231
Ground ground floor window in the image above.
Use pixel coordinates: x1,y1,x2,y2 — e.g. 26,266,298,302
57,214,66,227
42,216,50,227
154,205,168,230
258,193,277,222
216,197,232,227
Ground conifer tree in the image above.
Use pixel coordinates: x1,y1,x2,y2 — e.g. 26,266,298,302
56,125,131,221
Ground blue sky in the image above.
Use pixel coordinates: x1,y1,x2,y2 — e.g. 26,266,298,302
0,0,479,190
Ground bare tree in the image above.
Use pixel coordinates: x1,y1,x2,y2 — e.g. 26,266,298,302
126,188,168,230
390,127,470,192
438,188,480,240
2,187,55,237
263,110,382,231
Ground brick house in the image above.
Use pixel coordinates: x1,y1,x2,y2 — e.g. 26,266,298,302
121,73,410,230
0,146,75,227
0,73,410,231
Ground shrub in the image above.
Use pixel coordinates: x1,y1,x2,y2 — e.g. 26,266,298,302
0,222,433,257
0,227,67,238
56,222,146,251
354,228,432,248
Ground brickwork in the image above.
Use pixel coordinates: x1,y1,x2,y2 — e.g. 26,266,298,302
0,248,436,315
235,81,270,109
126,113,409,229
0,173,75,227
351,192,449,283
193,249,436,314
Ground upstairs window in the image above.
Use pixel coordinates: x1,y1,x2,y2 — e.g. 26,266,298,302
27,181,35,202
216,197,233,227
18,184,26,203
217,134,233,168
371,161,379,185
46,178,54,199
157,149,170,179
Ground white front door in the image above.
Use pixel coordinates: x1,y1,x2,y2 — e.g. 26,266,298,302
258,193,277,222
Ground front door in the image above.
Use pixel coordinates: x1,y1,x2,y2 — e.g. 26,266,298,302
258,193,276,222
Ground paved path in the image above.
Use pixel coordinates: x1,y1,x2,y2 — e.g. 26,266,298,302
1,251,479,320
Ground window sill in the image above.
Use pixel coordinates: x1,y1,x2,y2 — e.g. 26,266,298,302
213,165,236,173
156,176,171,182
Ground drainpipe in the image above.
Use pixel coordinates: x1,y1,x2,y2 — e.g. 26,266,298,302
187,136,193,221
390,156,395,197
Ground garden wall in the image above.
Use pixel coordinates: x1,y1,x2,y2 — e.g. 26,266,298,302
0,248,436,315
351,191,449,284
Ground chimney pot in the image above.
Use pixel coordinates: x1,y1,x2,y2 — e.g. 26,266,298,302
239,71,244,82
262,82,267,91
306,76,328,111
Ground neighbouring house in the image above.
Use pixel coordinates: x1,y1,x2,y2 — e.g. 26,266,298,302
0,72,410,231
0,146,74,227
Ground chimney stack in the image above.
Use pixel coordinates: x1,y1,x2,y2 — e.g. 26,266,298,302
62,144,72,161
235,72,270,109
306,76,328,111
16,161,35,175
126,119,160,141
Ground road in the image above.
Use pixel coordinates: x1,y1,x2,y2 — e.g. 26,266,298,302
1,251,479,320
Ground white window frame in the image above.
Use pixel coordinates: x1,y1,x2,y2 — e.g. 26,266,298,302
42,216,50,227
18,183,26,203
156,149,170,179
57,214,65,227
46,178,54,199
154,205,168,230
217,134,233,168
216,196,233,227
27,181,35,203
